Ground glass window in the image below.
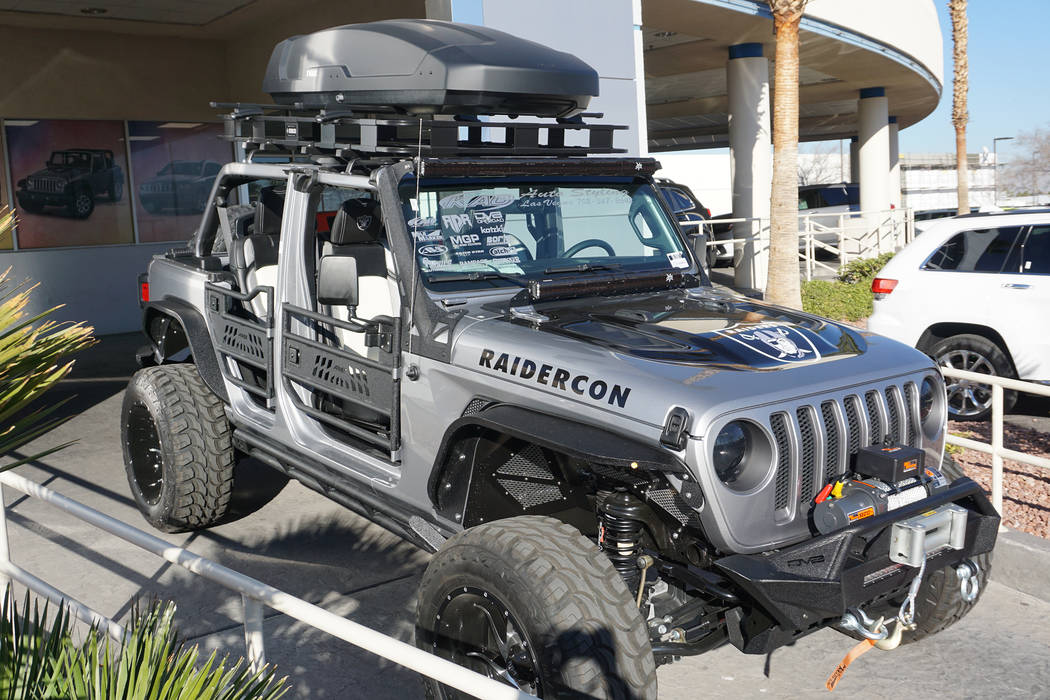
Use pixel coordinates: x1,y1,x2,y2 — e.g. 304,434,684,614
1021,226,1050,275
820,186,851,207
661,187,694,213
924,226,1026,273
401,181,694,291
798,190,821,210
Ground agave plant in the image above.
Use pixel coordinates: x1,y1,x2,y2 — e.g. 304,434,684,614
0,589,72,700
0,207,96,469
61,600,288,700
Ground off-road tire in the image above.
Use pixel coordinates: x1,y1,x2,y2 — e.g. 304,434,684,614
416,515,657,699
68,188,94,219
929,333,1017,421
108,179,123,202
121,364,234,533
902,456,991,643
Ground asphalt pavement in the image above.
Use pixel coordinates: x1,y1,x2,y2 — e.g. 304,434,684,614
2,334,1048,699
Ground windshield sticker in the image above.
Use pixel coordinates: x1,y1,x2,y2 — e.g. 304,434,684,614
418,244,447,257
667,251,688,269
439,193,515,210
714,322,821,363
408,216,439,230
479,348,632,408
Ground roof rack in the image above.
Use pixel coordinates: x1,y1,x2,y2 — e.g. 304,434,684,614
213,102,627,160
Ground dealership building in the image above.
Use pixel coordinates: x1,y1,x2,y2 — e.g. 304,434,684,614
0,0,943,334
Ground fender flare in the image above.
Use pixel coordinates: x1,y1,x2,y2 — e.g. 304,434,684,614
142,298,228,402
427,403,688,505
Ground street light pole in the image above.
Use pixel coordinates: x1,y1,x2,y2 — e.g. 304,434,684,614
993,136,1014,206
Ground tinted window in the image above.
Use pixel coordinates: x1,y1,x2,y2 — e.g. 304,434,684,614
1022,226,1050,275
662,187,695,213
820,186,851,207
924,226,1025,272
798,190,821,210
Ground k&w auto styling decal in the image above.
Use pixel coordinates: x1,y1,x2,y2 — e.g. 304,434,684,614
478,348,632,408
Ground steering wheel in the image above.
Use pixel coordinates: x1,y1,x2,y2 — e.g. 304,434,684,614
564,238,615,258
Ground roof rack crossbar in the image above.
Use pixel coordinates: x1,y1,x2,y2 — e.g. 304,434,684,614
216,103,626,160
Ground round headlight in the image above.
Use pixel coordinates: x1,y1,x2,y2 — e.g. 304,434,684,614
920,377,936,422
713,421,751,484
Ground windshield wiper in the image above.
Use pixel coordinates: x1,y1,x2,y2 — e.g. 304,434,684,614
425,263,529,288
542,262,621,275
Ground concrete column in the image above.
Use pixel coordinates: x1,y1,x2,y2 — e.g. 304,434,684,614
888,116,902,208
858,87,890,234
476,0,647,156
849,138,859,184
727,42,771,290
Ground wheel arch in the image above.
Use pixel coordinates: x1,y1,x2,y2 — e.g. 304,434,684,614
917,323,1017,374
141,299,227,402
428,402,692,532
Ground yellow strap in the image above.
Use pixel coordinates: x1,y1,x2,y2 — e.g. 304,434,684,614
825,638,875,691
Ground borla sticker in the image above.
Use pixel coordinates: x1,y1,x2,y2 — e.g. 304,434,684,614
715,322,822,363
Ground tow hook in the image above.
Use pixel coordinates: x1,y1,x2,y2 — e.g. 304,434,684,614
838,607,888,641
956,559,981,602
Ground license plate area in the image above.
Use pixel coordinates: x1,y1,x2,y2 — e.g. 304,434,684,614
889,503,968,567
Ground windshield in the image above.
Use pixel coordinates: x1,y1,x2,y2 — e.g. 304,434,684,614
48,151,91,168
400,180,696,291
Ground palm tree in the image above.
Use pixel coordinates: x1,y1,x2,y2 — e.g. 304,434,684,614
764,0,808,308
949,0,969,215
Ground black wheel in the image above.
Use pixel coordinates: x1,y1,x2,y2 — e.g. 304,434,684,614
108,179,123,202
68,189,94,219
930,334,1016,421
121,364,234,532
416,516,657,699
706,243,718,270
902,456,991,643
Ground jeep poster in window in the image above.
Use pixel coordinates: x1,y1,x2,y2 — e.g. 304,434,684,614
0,126,10,250
5,119,133,248
128,121,231,243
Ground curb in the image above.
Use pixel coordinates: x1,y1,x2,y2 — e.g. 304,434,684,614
990,528,1050,602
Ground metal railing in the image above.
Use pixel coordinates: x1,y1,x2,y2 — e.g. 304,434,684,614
696,208,914,283
940,367,1050,518
0,470,531,700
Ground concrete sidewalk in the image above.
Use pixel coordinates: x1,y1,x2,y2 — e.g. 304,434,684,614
2,334,1049,698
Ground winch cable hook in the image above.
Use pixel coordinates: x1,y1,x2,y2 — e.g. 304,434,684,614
897,558,927,629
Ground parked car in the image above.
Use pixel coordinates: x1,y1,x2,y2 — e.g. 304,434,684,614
798,182,860,252
869,209,1050,420
139,160,223,215
913,206,979,235
15,148,124,219
655,178,733,268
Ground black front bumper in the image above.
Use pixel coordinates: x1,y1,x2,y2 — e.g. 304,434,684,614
16,189,71,207
715,476,998,652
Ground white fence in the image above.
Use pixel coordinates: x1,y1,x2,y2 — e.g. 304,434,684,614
940,368,1050,519
0,470,531,700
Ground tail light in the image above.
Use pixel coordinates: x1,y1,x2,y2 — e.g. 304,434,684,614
871,277,898,296
139,282,150,303
703,207,711,218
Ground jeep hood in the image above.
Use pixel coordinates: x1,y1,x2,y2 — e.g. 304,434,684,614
451,287,935,428
28,166,80,181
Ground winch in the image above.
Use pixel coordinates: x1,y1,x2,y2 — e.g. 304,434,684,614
813,445,948,535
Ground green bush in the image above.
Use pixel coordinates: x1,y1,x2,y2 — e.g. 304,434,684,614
802,279,874,321
836,252,895,284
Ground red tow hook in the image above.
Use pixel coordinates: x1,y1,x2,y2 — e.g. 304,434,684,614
815,483,834,504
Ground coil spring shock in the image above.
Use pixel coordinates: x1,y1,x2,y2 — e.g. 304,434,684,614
599,489,646,591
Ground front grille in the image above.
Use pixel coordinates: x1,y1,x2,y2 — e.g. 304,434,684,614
765,381,922,516
28,178,63,193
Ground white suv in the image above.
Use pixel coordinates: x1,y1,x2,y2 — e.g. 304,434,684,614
869,210,1050,420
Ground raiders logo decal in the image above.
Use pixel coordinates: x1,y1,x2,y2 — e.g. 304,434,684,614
715,322,822,363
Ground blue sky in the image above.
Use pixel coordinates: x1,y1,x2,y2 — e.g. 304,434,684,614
898,0,1050,156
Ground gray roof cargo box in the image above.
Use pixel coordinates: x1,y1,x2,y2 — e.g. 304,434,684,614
263,19,599,117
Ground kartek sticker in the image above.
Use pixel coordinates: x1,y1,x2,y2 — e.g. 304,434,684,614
847,506,875,522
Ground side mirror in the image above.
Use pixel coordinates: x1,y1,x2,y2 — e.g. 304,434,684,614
318,255,359,308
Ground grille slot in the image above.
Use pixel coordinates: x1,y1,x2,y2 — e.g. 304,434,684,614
903,382,918,446
885,386,902,445
821,401,841,480
770,413,791,511
865,391,883,444
797,407,816,504
844,395,862,455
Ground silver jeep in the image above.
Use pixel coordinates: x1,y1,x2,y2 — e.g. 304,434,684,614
122,19,997,699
